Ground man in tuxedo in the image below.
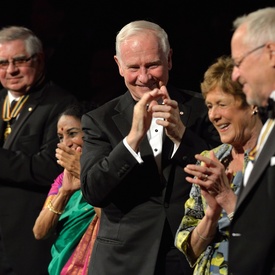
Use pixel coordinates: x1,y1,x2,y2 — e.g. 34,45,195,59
0,26,77,274
80,20,220,275
229,7,275,275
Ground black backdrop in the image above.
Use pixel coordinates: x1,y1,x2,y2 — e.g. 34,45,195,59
2,0,274,103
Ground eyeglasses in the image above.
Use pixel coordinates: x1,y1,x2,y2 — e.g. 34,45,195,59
233,44,265,68
0,54,37,69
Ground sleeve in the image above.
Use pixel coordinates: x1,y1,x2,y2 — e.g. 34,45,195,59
48,173,63,196
42,172,63,209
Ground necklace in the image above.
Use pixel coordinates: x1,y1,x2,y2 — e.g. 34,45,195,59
2,95,29,140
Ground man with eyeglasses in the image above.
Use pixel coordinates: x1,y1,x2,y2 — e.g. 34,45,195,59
229,7,275,275
0,26,77,274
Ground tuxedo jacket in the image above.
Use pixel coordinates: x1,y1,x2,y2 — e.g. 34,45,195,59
0,80,77,275
228,123,275,275
81,85,220,275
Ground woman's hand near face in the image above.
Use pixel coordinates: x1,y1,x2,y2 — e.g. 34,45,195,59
56,143,82,179
61,169,81,192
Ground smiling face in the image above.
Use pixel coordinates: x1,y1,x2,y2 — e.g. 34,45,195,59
231,23,275,107
57,115,83,149
205,88,255,147
0,39,44,95
114,31,172,101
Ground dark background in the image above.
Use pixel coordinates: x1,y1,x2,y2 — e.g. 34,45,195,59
2,0,274,104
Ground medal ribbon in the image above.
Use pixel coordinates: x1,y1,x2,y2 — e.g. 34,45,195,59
2,95,29,122
2,95,29,140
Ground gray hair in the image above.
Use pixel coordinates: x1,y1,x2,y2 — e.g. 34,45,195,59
0,26,43,55
115,20,170,60
233,7,275,46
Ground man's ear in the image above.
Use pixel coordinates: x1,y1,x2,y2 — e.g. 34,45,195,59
267,43,275,67
167,49,173,70
114,56,124,77
267,42,275,54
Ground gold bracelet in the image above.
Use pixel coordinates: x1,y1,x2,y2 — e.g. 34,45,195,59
227,212,234,221
47,200,64,215
195,227,214,241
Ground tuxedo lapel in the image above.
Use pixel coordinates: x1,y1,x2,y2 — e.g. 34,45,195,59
112,92,134,137
177,100,191,127
0,94,6,144
2,84,46,148
236,125,275,209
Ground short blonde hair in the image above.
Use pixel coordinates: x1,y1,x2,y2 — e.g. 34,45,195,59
201,55,248,108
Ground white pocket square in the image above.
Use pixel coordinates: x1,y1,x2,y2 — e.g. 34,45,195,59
271,157,275,166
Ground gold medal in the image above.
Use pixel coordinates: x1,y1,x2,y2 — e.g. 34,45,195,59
4,122,11,140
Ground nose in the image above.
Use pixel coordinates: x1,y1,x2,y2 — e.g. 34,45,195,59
6,61,18,73
62,135,73,147
137,68,152,83
208,106,220,122
231,66,240,82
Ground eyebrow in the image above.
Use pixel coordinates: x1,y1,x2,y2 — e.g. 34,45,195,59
66,127,82,132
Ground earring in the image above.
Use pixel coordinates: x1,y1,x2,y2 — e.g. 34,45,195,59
252,108,258,115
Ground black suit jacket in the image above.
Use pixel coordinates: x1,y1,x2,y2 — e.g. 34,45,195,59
0,80,77,275
228,123,275,275
81,85,220,275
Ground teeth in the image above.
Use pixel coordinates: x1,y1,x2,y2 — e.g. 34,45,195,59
219,124,228,129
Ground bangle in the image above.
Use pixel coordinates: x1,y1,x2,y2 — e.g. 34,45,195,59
227,212,234,221
195,227,214,241
47,200,64,215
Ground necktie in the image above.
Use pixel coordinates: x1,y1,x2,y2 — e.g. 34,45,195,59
9,100,17,125
10,100,16,111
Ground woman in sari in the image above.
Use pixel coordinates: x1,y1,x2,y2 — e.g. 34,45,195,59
33,102,100,275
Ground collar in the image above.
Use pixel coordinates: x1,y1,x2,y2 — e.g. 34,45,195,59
258,92,275,119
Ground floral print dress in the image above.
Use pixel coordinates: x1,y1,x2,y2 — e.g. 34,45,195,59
175,144,249,275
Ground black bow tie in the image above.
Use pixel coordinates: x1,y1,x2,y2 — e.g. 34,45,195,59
258,98,275,119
